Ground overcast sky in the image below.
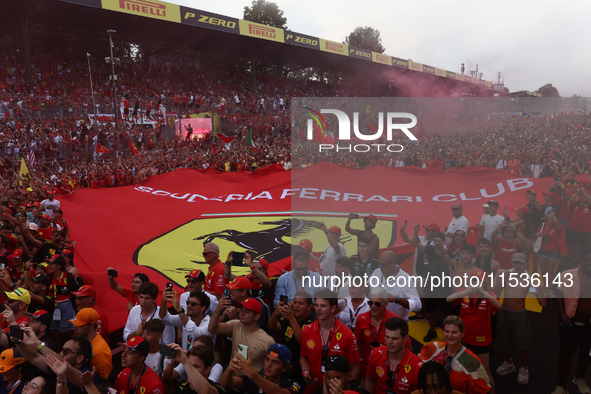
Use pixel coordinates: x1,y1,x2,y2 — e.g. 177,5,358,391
172,0,590,97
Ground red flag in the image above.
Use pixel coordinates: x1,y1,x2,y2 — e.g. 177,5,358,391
129,139,139,155
313,123,334,144
217,133,234,144
417,122,427,140
95,143,110,154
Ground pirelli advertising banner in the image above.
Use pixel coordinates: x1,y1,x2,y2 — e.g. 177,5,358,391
372,52,392,66
423,65,436,75
181,8,239,34
319,39,348,56
348,46,372,61
435,68,446,77
409,61,424,72
101,0,181,23
239,20,284,43
285,31,319,50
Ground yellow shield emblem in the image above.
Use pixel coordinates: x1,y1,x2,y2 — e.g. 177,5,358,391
336,332,342,341
140,388,146,394
405,364,411,373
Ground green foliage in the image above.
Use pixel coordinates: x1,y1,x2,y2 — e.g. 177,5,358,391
243,0,287,29
537,83,560,97
344,26,385,53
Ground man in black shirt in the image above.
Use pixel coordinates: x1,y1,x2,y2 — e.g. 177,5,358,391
268,289,316,381
220,343,301,394
350,237,379,279
26,273,56,316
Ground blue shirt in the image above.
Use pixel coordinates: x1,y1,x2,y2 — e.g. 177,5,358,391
273,270,323,308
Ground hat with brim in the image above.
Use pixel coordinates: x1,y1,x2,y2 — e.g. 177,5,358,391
0,348,26,372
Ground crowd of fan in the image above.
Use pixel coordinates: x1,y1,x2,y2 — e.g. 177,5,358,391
0,170,589,394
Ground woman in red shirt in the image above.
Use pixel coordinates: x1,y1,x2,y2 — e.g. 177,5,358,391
535,210,563,298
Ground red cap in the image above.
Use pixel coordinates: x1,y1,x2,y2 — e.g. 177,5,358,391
365,214,378,224
226,276,252,290
298,239,313,250
73,285,97,299
515,205,530,214
423,223,441,232
236,298,262,315
41,214,51,221
185,269,205,281
257,258,269,270
9,249,23,259
543,191,557,199
471,269,486,282
329,226,342,236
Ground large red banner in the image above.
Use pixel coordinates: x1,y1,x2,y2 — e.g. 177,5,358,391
62,163,562,330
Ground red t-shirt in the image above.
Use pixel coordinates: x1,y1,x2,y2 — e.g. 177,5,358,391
114,365,164,394
121,287,139,307
37,226,55,241
300,319,359,394
354,310,411,378
493,239,522,270
568,201,591,233
507,159,520,174
366,347,422,394
204,261,226,296
1,314,30,333
541,223,562,253
453,289,499,346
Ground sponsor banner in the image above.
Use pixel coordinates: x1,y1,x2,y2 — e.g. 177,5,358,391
456,73,465,81
101,0,181,22
480,79,487,86
485,81,492,88
472,77,480,84
181,8,239,34
446,71,456,79
392,57,409,69
148,55,198,69
348,46,372,61
238,20,284,43
319,39,348,56
409,61,424,72
372,52,392,66
285,31,319,49
435,68,446,77
423,65,436,74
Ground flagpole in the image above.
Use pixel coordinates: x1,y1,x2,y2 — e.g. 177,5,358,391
87,53,97,120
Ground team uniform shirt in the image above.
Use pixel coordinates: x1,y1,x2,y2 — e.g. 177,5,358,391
420,342,491,394
121,287,139,307
37,226,56,241
355,310,411,378
241,375,301,394
300,319,360,394
507,159,521,174
350,255,379,279
452,290,499,347
366,347,422,394
567,201,591,233
114,365,164,394
50,271,81,303
278,314,316,378
244,273,272,304
0,314,29,332
90,333,113,379
204,261,226,296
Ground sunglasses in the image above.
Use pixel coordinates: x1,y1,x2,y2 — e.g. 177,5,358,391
202,252,215,256
5,299,18,304
444,355,453,374
367,301,382,307
186,278,198,284
186,301,201,307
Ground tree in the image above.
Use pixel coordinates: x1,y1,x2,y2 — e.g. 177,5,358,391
537,83,560,97
344,26,385,53
243,0,287,29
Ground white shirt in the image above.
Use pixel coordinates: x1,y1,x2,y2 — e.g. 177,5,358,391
145,351,171,379
175,362,223,383
480,213,504,240
336,297,369,330
123,305,175,345
179,290,218,317
445,215,470,243
369,267,421,320
328,273,351,298
161,313,215,350
319,243,346,277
